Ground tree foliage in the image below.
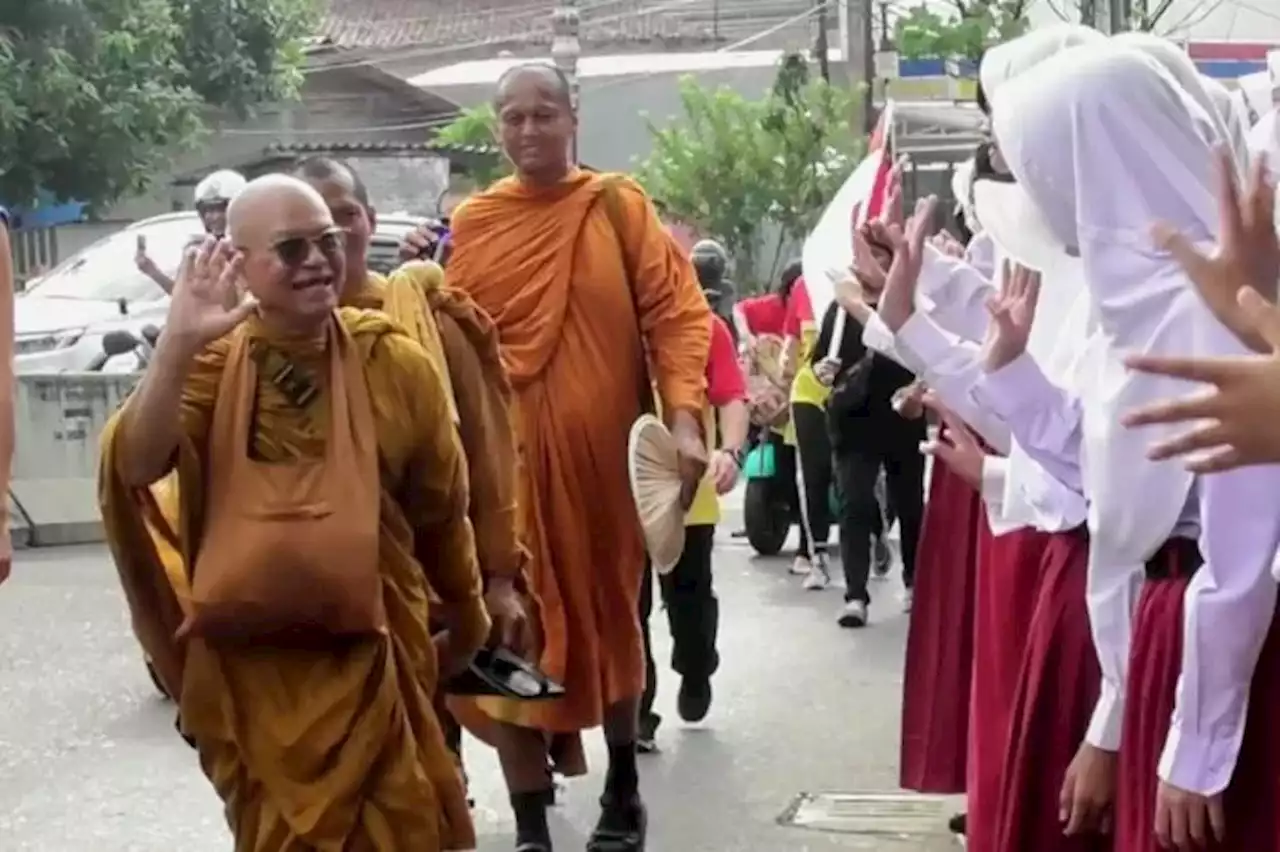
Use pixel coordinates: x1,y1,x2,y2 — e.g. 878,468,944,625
0,0,317,211
634,54,864,289
432,103,509,189
894,1,1031,62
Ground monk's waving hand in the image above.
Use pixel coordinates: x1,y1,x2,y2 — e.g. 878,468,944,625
1123,286,1280,473
167,237,256,350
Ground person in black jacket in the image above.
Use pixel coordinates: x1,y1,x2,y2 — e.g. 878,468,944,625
813,298,927,628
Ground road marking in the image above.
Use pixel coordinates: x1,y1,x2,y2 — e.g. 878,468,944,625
778,792,959,837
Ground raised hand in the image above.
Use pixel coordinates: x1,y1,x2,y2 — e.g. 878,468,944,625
1122,286,1280,473
981,261,1041,373
877,196,938,333
919,391,984,489
1153,147,1277,353
930,231,965,259
165,237,256,354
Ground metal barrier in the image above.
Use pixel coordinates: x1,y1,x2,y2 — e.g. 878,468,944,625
9,372,138,548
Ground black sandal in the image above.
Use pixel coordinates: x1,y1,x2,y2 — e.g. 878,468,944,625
586,797,647,852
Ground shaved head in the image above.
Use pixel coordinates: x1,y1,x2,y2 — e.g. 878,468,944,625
496,63,574,108
227,174,332,247
229,174,343,331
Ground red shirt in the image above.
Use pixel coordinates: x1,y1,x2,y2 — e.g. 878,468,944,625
783,277,814,338
737,293,787,337
706,315,747,407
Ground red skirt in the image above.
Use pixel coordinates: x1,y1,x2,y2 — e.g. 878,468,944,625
966,523,1051,851
1117,541,1280,852
900,460,982,793
997,529,1107,852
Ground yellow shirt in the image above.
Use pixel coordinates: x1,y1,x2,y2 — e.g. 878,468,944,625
784,324,830,444
654,394,721,528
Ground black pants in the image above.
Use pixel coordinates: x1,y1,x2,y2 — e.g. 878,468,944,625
833,442,925,604
793,402,834,558
767,429,809,556
640,524,719,719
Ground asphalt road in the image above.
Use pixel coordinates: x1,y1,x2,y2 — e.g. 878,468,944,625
0,509,961,852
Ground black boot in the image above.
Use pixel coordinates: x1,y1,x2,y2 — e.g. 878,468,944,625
947,812,967,836
512,789,555,852
586,742,647,851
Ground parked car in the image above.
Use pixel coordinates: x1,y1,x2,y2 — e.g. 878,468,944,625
15,210,422,374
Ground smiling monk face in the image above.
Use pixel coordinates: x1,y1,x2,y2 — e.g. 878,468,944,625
228,175,347,330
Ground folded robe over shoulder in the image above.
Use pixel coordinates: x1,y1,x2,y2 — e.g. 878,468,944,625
99,308,488,851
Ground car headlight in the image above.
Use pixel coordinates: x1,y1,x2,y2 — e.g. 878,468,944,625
54,327,86,349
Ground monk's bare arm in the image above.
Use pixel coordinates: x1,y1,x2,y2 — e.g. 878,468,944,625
436,313,524,583
614,179,712,416
387,336,490,658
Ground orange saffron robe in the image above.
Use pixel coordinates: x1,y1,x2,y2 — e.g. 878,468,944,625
445,169,712,741
98,309,488,851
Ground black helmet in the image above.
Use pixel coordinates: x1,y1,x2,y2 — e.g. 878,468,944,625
690,239,729,286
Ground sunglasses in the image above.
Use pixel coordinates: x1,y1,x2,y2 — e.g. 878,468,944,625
270,227,346,268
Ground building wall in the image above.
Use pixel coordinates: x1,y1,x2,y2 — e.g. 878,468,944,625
103,66,453,222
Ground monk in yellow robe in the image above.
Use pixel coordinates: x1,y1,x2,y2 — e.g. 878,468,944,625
442,63,712,852
98,175,487,851
294,156,537,785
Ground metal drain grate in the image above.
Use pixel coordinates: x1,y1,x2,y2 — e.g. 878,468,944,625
779,792,959,837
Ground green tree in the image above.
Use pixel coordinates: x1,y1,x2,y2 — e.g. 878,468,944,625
432,103,508,189
634,55,862,289
0,0,317,211
894,1,1031,62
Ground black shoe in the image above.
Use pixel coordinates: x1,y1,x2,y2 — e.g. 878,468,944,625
637,712,660,754
677,676,712,723
517,844,552,852
587,796,647,852
948,812,967,836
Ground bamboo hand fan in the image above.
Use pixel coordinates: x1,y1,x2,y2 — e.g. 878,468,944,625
627,414,687,575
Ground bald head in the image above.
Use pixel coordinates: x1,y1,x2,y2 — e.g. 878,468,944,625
495,63,574,109
227,174,333,247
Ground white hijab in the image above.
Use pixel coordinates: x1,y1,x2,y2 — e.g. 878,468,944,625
992,43,1224,559
979,24,1106,106
1113,32,1246,172
1201,77,1253,170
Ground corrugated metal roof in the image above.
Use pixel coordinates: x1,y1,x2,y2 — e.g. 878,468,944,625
318,0,815,51
263,140,498,157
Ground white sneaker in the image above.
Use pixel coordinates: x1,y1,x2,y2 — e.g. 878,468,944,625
802,556,830,591
790,555,812,576
901,588,914,612
837,599,868,628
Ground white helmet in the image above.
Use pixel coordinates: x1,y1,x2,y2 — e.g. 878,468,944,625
193,170,247,206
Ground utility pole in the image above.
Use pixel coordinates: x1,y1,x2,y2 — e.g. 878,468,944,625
842,0,876,135
551,0,581,162
1109,0,1129,33
815,0,831,82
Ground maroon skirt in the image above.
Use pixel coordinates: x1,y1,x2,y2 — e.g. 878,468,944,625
900,459,982,793
1117,540,1280,852
997,529,1108,852
966,523,1051,852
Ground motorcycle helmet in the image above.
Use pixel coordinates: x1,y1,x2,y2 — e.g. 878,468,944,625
690,239,729,285
193,170,247,207
192,170,247,237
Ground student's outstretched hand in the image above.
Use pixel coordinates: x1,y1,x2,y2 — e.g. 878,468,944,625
982,262,1041,373
877,196,938,333
1123,286,1280,473
1153,146,1277,353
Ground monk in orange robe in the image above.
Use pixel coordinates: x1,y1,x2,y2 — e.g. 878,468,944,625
294,156,537,785
442,63,712,852
98,175,487,851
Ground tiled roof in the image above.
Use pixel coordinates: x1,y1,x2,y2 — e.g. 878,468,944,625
318,0,816,52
